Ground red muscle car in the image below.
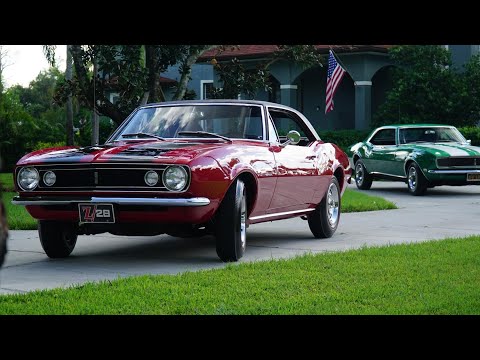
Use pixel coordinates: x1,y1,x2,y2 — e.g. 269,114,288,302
13,100,352,262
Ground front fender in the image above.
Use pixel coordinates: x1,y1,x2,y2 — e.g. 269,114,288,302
404,151,436,179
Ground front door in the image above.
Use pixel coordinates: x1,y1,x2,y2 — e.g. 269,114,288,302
266,108,318,213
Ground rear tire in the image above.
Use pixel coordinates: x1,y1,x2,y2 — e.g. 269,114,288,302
354,160,373,190
214,179,247,262
39,221,78,258
407,163,428,196
308,177,341,238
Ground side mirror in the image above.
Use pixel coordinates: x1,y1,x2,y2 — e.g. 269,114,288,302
280,130,301,147
467,139,472,145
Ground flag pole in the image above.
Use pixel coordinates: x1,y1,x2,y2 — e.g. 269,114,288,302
329,47,351,78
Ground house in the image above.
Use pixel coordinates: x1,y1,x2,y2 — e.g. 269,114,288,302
199,45,394,131
160,45,477,131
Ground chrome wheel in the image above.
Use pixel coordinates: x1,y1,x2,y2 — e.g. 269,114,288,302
240,191,247,251
408,166,417,191
215,179,247,262
354,160,372,190
307,177,341,238
326,182,339,227
355,163,364,186
407,163,428,196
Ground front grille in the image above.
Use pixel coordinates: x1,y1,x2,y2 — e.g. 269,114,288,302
437,157,480,168
17,163,190,192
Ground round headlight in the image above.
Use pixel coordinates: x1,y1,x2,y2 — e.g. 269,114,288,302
144,170,159,186
18,167,40,191
43,171,56,186
162,166,188,191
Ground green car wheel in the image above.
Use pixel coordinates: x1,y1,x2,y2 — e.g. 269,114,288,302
355,160,373,190
407,163,428,196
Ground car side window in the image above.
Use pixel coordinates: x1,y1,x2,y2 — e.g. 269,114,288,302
268,108,311,146
370,129,396,146
267,114,279,143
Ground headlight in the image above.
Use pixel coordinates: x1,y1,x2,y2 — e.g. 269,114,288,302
162,166,188,191
18,167,40,191
43,171,56,186
144,170,159,186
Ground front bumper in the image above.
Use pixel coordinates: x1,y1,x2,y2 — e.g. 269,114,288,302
427,169,480,174
12,196,211,207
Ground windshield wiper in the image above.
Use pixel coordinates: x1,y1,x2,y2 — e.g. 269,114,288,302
120,132,166,141
177,131,232,143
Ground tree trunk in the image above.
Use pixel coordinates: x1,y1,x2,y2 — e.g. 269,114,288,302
0,46,5,95
144,45,166,104
91,58,99,145
173,45,216,100
70,45,128,126
145,46,156,103
65,45,74,146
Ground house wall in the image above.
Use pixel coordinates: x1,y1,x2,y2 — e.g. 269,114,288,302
449,45,480,71
162,63,214,100
161,46,479,129
294,65,355,131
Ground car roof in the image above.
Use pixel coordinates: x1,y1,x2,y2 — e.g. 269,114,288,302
380,124,455,129
139,99,293,110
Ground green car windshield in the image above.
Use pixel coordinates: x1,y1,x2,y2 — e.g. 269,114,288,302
398,127,467,144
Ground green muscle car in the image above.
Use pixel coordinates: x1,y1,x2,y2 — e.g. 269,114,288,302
349,124,480,195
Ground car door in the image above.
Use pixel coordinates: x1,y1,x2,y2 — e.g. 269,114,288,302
362,128,397,175
266,108,319,213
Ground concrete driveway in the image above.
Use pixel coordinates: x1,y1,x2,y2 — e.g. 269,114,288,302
1,182,480,294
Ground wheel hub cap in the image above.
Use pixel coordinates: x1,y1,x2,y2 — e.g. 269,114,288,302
355,164,364,185
240,195,246,250
408,167,417,190
327,183,339,227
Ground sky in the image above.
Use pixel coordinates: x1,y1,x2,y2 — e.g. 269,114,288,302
1,45,66,88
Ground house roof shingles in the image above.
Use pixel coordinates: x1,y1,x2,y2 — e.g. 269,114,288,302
201,45,391,61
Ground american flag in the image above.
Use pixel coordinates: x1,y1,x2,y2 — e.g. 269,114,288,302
325,49,346,114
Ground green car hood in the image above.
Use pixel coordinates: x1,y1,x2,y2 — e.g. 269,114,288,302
413,143,480,157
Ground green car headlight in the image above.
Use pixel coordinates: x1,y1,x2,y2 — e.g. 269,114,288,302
162,166,188,191
18,167,40,191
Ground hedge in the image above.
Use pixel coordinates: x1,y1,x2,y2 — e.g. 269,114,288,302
318,129,371,154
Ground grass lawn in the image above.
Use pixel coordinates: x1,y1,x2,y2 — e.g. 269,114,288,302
0,236,479,314
342,188,397,213
0,172,14,191
1,192,37,230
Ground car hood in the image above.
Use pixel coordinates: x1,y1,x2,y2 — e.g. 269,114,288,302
411,143,480,157
17,140,227,166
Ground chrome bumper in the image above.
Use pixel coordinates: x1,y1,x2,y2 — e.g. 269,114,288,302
12,196,210,207
428,169,480,174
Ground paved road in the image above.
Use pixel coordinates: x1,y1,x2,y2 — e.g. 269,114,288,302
2,182,480,294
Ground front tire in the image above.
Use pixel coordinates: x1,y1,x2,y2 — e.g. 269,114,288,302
354,160,373,190
308,177,341,238
39,221,78,258
407,163,428,196
215,179,247,262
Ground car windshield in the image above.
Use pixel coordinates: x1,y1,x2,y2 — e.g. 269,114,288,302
112,105,264,141
399,127,467,144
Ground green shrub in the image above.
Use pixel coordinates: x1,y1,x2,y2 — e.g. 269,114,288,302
318,129,371,154
458,126,480,146
31,141,67,151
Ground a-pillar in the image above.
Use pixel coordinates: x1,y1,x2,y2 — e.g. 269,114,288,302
354,81,372,130
280,84,298,109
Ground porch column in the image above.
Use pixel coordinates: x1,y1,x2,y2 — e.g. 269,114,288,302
354,81,372,130
280,84,298,109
